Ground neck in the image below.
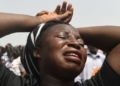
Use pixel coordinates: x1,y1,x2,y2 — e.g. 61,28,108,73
39,75,74,86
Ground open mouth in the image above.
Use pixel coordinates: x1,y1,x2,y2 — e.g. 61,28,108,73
63,51,82,63
65,53,78,57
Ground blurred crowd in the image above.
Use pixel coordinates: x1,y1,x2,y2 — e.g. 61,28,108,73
0,43,26,77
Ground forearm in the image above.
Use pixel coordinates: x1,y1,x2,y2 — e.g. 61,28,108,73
77,26,120,53
0,12,41,37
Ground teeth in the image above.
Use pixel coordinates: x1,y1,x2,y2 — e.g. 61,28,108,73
66,53,78,57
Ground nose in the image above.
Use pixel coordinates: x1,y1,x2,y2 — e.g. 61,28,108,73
67,37,80,50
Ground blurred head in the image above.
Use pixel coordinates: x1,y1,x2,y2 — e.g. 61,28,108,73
15,45,24,56
0,46,5,57
5,43,12,55
88,45,98,54
5,43,19,61
22,21,87,81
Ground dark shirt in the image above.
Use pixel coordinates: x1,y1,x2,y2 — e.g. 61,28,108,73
0,60,120,86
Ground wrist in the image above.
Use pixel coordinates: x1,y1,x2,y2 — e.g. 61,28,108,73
36,16,43,24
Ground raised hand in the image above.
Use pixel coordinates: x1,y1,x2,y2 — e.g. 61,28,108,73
36,1,73,23
58,1,73,23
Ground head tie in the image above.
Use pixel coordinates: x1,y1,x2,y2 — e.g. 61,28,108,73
21,23,45,79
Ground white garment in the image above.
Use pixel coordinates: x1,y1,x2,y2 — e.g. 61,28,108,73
6,57,25,76
1,52,9,62
75,50,105,82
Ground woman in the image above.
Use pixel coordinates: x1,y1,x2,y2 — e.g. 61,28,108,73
1,14,120,86
0,2,120,86
21,21,120,86
22,21,86,83
1,20,120,86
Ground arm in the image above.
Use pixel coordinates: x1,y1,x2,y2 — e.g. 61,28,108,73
77,26,120,53
77,26,120,75
0,1,73,38
0,12,42,37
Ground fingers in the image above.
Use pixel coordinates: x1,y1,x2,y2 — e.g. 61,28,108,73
58,11,72,21
36,11,49,16
64,13,73,23
63,13,72,23
68,7,74,21
67,4,73,15
61,1,67,13
60,7,73,23
64,4,73,23
53,1,73,23
54,5,61,14
64,18,71,23
67,4,72,11
67,3,73,17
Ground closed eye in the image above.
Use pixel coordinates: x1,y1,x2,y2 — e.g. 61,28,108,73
57,36,67,39
77,38,84,47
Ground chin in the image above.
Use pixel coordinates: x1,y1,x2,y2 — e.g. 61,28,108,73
67,63,84,75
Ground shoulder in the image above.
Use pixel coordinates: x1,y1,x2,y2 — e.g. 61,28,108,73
0,62,38,86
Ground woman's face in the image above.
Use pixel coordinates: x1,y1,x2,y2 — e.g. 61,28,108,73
37,24,87,81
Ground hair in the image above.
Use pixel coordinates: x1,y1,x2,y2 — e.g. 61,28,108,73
22,21,70,79
0,46,5,62
5,43,19,62
0,46,5,57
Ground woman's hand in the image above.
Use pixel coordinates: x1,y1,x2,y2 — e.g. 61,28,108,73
36,1,73,23
58,1,73,23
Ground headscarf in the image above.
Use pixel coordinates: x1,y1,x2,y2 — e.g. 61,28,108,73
21,23,45,79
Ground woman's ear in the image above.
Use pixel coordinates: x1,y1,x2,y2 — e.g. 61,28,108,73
33,47,41,58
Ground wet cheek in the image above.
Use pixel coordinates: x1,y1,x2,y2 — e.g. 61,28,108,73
50,40,66,49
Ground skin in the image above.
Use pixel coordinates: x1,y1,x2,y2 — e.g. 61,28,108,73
0,1,73,38
33,24,86,86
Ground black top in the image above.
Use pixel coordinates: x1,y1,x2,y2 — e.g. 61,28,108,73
0,60,120,86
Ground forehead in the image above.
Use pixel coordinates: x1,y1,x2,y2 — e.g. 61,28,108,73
47,24,79,35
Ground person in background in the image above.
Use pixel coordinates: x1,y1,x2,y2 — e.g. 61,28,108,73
5,44,26,76
4,43,13,62
15,45,27,77
0,46,6,64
